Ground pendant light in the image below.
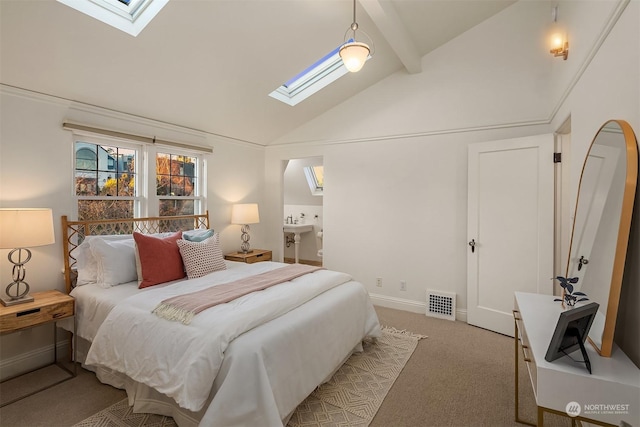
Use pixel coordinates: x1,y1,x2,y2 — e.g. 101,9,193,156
339,0,373,72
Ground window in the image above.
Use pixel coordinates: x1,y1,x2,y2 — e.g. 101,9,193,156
75,141,137,220
56,0,169,37
304,165,324,196
269,41,367,107
156,152,201,216
73,138,206,220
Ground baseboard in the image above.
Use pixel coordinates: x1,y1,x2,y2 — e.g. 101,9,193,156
369,293,467,322
0,340,69,381
283,258,323,267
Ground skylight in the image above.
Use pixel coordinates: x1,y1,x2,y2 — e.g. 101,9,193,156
269,40,370,106
304,166,324,196
57,0,169,37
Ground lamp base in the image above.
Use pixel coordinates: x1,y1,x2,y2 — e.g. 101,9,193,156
240,224,252,254
1,294,34,307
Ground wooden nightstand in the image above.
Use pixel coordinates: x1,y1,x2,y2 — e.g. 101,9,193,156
0,290,76,407
224,249,272,264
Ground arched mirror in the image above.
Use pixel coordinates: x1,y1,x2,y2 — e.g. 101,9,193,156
566,120,638,357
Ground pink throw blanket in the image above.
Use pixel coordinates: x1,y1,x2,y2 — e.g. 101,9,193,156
152,264,323,324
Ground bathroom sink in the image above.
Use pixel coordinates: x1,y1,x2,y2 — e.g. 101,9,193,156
283,223,313,233
283,223,314,263
283,224,315,263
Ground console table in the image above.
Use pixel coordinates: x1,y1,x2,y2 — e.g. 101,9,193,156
513,292,639,426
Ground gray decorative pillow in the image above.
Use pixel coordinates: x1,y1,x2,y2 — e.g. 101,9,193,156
177,233,226,279
183,228,214,242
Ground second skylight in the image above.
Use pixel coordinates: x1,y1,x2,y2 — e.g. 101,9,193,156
269,39,369,106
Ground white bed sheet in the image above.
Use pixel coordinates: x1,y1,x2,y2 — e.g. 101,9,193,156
63,261,380,427
62,261,249,341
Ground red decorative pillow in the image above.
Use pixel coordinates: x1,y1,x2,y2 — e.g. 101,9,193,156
134,231,185,288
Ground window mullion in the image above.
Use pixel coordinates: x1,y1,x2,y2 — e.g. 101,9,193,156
146,145,159,217
200,158,207,215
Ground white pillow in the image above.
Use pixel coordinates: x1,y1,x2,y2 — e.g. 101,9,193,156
177,233,226,279
75,234,133,286
90,238,138,288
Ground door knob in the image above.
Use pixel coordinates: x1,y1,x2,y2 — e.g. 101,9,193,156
578,255,589,271
469,239,476,253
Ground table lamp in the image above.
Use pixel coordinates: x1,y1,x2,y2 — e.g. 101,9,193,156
231,203,259,254
0,208,55,306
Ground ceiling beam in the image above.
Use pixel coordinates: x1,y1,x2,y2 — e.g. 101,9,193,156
360,0,422,74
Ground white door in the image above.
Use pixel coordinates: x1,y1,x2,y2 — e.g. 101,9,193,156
467,135,555,336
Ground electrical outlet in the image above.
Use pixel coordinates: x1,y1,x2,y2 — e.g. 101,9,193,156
376,277,382,287
400,281,407,291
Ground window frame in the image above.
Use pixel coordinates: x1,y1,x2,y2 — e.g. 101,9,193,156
303,165,324,196
71,132,207,220
268,39,371,106
56,0,169,37
152,147,206,217
73,135,142,220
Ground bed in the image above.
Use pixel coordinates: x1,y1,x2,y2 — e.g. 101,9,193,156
60,213,381,427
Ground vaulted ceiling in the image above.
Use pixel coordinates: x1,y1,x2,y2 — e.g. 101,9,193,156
0,0,515,145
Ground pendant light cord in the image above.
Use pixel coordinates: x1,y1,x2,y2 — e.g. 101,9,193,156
352,0,356,24
350,0,359,33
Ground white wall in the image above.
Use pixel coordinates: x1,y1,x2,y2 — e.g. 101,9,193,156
0,87,266,379
265,0,639,321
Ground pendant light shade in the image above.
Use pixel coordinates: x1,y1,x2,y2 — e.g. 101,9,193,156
340,0,373,73
339,41,370,72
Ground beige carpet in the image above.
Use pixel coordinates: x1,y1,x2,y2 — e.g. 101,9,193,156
72,327,425,427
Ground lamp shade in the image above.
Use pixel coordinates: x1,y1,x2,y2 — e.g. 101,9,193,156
551,33,564,50
231,204,260,225
0,208,55,249
339,42,370,72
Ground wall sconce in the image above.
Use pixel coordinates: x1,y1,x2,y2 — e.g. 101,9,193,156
550,33,569,60
550,6,568,60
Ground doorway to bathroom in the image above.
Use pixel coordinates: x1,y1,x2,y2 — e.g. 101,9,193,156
283,156,323,266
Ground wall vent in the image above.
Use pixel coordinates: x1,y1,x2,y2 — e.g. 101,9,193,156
426,290,456,321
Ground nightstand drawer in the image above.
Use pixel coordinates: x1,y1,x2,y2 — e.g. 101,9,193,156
244,251,272,263
0,291,74,334
224,249,272,264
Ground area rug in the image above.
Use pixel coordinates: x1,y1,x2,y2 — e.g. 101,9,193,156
73,327,426,427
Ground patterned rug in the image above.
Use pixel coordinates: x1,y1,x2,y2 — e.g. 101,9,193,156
73,327,426,427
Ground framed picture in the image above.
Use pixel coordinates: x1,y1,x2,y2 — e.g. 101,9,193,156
545,302,599,374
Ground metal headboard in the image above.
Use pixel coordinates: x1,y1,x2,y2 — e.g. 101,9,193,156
61,211,209,294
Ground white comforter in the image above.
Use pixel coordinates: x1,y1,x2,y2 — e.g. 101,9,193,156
85,262,353,412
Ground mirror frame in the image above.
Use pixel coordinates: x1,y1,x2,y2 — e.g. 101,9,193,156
566,119,638,357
